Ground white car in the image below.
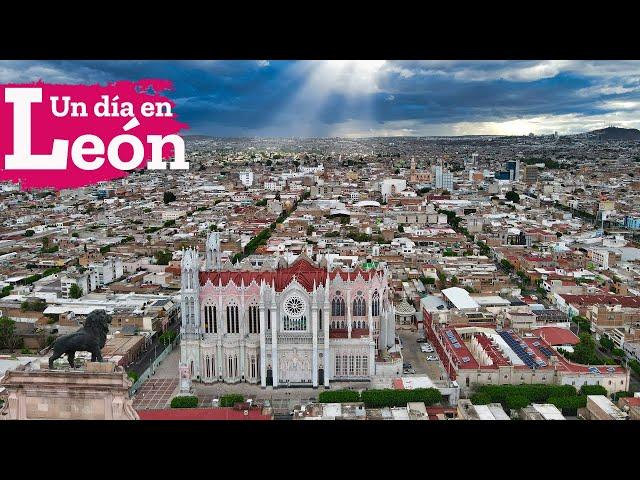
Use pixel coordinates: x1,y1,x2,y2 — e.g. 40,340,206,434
420,344,434,353
426,355,439,361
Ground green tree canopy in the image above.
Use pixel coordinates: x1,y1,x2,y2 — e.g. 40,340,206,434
0,316,21,350
69,283,83,299
163,191,176,204
505,190,520,203
154,250,173,265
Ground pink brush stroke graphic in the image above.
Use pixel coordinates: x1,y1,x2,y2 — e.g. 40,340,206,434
0,80,188,190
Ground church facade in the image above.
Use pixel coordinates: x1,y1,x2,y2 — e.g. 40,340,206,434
180,232,396,388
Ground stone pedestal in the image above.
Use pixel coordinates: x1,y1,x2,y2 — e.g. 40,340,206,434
0,365,139,420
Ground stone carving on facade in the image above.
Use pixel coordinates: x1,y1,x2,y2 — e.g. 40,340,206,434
180,231,396,388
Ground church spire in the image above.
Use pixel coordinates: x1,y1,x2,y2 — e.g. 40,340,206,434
206,230,222,271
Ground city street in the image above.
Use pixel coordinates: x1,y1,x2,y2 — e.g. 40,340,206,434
128,320,180,377
193,380,370,415
397,328,450,383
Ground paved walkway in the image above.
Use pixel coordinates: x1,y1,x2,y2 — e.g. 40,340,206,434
133,378,179,410
132,346,180,410
153,345,180,379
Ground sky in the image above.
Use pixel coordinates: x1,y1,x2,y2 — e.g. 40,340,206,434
3,60,640,137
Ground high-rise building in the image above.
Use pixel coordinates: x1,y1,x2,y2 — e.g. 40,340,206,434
239,170,254,187
506,159,520,181
524,165,539,185
433,162,454,191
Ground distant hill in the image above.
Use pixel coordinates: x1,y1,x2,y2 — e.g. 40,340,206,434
587,126,640,141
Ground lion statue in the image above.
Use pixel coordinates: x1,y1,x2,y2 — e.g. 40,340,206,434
48,310,111,369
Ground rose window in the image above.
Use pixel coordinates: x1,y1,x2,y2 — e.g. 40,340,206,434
284,295,305,318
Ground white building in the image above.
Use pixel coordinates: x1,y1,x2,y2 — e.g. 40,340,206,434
180,232,396,388
60,272,91,299
264,181,283,191
161,210,187,222
88,257,123,288
239,170,254,188
380,178,407,201
434,165,454,191
299,164,324,174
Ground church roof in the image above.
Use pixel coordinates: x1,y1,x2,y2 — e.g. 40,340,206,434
200,257,379,292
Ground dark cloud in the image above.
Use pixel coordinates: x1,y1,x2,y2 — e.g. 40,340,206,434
1,60,639,135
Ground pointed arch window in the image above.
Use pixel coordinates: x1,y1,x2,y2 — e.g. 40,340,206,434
372,291,380,317
331,296,345,317
203,305,217,333
249,305,260,334
226,303,239,334
352,296,366,317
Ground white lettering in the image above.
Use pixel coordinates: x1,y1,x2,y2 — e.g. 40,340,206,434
147,134,188,170
4,88,68,170
71,134,105,171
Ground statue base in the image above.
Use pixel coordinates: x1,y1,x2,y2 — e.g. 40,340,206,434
0,365,138,420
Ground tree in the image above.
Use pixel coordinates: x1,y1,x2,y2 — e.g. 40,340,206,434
170,395,198,408
24,229,34,237
69,283,83,299
21,299,47,312
219,394,245,407
505,395,530,411
599,335,615,352
0,316,20,350
154,250,173,265
398,225,404,233
318,390,361,403
547,395,587,415
579,385,607,396
471,392,491,405
565,333,601,365
360,388,442,408
159,330,177,345
500,259,514,271
163,191,176,204
505,190,520,203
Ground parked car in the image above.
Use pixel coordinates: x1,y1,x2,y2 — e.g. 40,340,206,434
416,337,427,343
420,344,433,353
403,362,412,369
426,355,439,361
403,368,416,374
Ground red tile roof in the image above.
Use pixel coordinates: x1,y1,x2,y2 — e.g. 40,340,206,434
199,257,379,292
560,294,640,308
475,333,511,366
137,407,272,420
439,327,479,369
621,397,640,407
531,326,580,346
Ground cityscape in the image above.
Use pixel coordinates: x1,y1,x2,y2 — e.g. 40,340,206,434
1,60,640,421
